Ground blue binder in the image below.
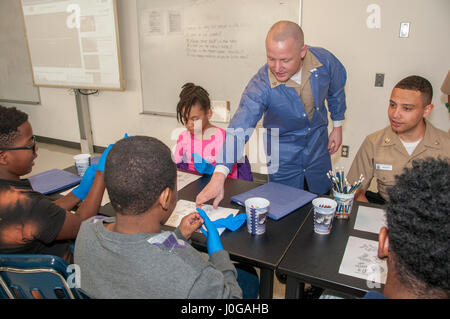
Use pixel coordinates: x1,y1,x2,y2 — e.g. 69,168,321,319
28,169,82,195
230,182,317,220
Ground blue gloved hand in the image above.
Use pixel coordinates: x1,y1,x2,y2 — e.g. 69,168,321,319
72,164,98,200
96,144,113,172
196,208,224,255
213,213,247,232
192,153,215,175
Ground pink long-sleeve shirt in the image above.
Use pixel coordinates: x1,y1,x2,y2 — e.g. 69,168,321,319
173,127,238,179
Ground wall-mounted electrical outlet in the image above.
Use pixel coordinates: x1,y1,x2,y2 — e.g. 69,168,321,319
375,73,385,87
341,145,349,158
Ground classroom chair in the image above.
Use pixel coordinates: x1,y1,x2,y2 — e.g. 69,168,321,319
0,254,89,299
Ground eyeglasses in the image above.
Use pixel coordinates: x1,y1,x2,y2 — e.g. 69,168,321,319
0,136,36,153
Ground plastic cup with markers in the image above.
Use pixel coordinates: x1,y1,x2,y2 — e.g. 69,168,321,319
327,169,364,219
333,190,355,219
312,197,337,235
74,154,91,177
244,197,270,235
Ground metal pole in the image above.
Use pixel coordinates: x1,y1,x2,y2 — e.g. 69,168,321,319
74,89,94,154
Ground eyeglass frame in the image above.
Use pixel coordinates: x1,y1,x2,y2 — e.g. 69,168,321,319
0,135,36,153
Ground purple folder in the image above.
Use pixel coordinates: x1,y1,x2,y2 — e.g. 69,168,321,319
28,169,82,195
230,182,317,220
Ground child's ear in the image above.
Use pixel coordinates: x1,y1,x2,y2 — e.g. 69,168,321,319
378,226,390,259
159,187,172,211
206,108,212,119
0,151,8,166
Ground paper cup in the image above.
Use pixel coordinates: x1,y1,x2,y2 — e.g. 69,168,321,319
312,197,337,235
244,197,270,235
74,154,91,176
333,190,355,219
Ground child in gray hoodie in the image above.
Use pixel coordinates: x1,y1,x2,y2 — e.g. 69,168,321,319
74,136,242,299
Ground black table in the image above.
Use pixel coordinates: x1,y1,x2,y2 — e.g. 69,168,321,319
277,200,386,298
99,173,311,299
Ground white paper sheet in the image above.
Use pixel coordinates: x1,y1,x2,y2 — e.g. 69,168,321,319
60,187,111,207
177,170,202,191
339,236,387,285
354,206,387,234
165,199,239,235
59,171,200,206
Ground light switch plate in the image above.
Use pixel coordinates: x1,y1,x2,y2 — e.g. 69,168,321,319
399,22,410,38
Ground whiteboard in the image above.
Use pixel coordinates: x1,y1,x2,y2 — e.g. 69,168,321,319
21,0,124,90
0,0,40,104
137,0,300,117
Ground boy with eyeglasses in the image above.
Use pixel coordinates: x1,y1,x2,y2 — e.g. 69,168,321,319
0,105,107,263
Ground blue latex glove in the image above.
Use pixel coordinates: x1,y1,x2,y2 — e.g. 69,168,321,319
96,144,113,172
192,153,215,175
73,164,98,200
196,208,224,255
213,213,246,232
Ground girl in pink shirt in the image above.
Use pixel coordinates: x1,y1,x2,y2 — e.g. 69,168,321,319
173,83,238,179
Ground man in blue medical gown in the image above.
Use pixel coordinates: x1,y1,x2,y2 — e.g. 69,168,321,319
196,21,347,208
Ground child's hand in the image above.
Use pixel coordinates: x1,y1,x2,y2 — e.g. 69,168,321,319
179,212,203,240
196,208,224,255
72,164,98,200
96,144,113,172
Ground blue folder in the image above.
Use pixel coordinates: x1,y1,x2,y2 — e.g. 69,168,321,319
230,182,317,220
28,169,82,195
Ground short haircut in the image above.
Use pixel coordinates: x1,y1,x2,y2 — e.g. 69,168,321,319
176,83,211,125
386,157,450,297
0,105,28,148
394,75,433,106
267,21,305,50
104,136,176,216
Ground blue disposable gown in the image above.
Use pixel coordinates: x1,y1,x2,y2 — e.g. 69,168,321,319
217,46,347,194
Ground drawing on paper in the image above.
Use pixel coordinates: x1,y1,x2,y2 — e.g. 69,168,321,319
339,236,387,285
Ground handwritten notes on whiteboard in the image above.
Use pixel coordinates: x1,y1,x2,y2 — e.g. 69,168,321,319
339,236,387,285
136,0,300,116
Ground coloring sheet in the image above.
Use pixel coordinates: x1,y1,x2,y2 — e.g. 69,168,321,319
177,170,202,191
165,199,239,235
354,206,387,234
339,236,387,285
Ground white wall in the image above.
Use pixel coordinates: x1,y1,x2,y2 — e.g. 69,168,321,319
302,0,450,172
13,0,450,174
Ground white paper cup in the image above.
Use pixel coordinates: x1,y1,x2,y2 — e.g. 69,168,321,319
74,154,91,176
244,197,270,235
312,197,337,235
333,190,355,219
